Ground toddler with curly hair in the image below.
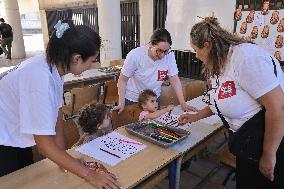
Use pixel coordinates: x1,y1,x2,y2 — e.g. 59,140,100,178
75,102,112,146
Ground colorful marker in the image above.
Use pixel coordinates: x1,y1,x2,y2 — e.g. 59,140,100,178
119,139,144,146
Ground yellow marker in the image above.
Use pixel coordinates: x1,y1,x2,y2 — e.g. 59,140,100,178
159,131,179,140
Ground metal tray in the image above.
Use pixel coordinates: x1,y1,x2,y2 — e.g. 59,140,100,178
125,120,190,148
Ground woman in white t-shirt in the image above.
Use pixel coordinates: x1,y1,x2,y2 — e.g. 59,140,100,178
114,28,197,113
0,20,121,189
178,17,284,188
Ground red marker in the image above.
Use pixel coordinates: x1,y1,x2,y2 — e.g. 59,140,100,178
119,139,143,146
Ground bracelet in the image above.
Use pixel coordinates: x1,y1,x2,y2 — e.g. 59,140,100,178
82,167,90,179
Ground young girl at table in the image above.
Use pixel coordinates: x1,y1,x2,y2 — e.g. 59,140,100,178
0,20,121,189
138,89,174,121
75,102,113,146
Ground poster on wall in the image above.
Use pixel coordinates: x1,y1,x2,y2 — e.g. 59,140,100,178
235,1,284,61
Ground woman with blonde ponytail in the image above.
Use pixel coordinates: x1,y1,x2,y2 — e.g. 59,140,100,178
179,17,284,189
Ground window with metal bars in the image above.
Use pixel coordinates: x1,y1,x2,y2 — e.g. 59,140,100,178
45,6,99,37
45,6,99,61
153,0,204,80
153,0,167,30
120,0,140,59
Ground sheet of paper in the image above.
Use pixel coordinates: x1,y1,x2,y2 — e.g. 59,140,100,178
155,113,180,127
155,113,195,128
76,132,146,166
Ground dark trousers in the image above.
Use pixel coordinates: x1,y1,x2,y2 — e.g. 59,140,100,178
0,145,33,177
1,37,12,59
236,155,284,189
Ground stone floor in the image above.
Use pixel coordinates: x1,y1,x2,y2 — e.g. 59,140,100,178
153,132,237,189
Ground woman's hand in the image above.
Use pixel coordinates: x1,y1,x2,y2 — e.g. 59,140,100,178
113,103,125,114
87,169,123,189
181,103,198,112
259,152,276,181
178,113,197,125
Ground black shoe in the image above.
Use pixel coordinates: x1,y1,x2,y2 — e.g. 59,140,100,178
6,57,11,59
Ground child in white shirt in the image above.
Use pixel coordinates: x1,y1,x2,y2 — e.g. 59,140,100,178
76,102,112,146
138,89,174,121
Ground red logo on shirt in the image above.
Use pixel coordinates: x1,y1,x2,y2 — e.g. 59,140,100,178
218,81,236,99
157,70,168,81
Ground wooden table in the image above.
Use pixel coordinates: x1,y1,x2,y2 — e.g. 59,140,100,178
0,127,180,189
64,68,119,90
167,96,224,189
0,96,224,189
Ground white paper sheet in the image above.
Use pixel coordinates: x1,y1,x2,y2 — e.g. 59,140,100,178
155,112,192,129
76,132,146,166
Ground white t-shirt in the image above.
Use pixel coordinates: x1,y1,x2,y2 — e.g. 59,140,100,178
122,46,179,102
208,43,284,132
0,54,63,148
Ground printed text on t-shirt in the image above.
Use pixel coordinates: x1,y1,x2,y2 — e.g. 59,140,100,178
218,81,236,99
157,70,168,81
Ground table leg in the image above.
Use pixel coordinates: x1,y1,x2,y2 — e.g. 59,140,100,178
175,156,183,189
169,160,176,189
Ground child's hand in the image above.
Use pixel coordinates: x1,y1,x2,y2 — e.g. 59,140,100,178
82,134,93,144
166,105,174,111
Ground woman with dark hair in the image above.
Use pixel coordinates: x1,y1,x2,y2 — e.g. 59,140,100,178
0,20,122,189
178,17,284,189
114,28,197,113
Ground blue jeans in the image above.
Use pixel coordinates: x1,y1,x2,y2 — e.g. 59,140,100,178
125,97,161,109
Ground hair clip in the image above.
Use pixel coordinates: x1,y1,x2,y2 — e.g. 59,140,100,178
197,16,205,19
54,20,70,38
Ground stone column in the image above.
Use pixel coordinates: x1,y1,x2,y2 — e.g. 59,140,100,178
97,0,122,67
2,0,26,59
38,0,49,49
139,0,154,46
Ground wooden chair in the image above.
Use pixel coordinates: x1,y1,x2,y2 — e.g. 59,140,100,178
110,59,125,67
160,85,187,107
31,120,80,162
62,84,100,119
63,119,80,149
103,80,119,105
112,104,142,129
185,80,206,101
